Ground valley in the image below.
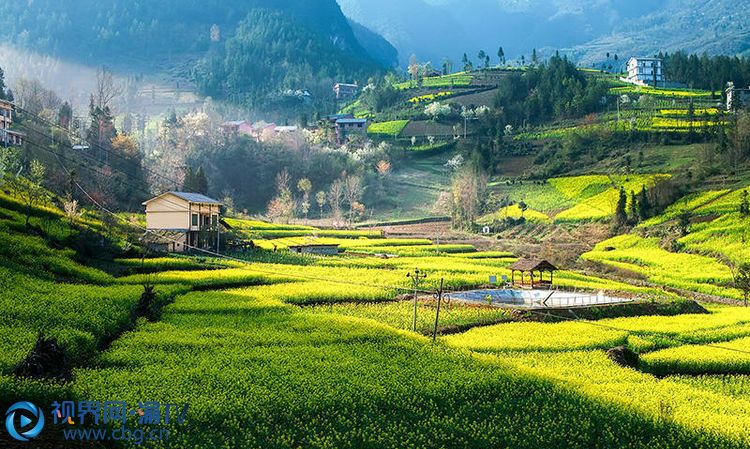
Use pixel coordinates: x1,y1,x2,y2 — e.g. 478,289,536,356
1,1,750,448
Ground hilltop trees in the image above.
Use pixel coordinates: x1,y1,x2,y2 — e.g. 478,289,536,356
494,54,609,126
497,47,505,66
663,51,750,92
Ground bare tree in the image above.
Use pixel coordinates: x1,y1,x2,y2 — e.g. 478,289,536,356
315,191,327,218
450,164,487,230
297,178,312,221
94,66,123,110
344,175,363,225
328,179,345,224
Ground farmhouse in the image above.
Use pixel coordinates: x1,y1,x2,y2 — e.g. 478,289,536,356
220,120,255,137
0,99,24,147
335,118,367,143
625,57,663,86
142,192,222,252
333,83,358,100
288,244,340,256
726,82,750,111
509,258,558,290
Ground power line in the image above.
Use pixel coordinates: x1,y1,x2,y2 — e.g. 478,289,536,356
14,118,433,294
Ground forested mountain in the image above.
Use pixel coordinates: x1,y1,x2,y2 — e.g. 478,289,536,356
0,0,394,111
337,0,748,66
193,9,386,110
568,0,750,65
337,0,666,65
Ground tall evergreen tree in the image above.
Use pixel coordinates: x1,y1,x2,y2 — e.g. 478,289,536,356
637,187,651,221
613,187,628,230
628,190,638,224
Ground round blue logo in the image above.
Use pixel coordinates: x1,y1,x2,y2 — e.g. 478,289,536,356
5,401,45,442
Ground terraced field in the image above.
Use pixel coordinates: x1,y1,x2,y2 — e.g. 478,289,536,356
487,174,670,223
4,187,750,448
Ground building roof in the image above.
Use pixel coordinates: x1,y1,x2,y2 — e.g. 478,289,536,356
628,57,662,62
336,118,367,125
508,258,559,272
221,120,248,127
0,99,14,108
334,83,358,88
324,113,354,121
143,191,222,206
274,126,299,132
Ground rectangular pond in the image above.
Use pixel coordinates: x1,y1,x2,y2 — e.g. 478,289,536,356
447,289,633,309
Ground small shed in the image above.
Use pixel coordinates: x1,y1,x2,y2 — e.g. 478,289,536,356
288,244,340,256
509,258,558,290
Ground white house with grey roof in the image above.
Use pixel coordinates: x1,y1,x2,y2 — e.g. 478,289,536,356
142,192,222,252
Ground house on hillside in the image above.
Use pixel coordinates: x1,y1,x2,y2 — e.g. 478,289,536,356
625,57,664,86
220,120,254,137
726,82,750,111
1,99,25,147
333,83,358,100
142,192,222,252
334,118,367,144
323,113,354,124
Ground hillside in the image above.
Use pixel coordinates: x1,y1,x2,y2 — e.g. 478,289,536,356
568,0,750,65
338,0,749,66
3,166,750,448
0,0,395,111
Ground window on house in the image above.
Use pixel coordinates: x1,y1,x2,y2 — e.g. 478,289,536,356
191,213,198,227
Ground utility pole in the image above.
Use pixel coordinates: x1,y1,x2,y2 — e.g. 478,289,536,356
406,268,427,332
432,278,445,343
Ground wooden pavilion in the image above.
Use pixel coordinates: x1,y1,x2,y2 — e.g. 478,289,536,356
509,258,559,290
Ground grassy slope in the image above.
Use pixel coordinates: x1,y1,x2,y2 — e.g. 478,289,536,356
2,193,750,447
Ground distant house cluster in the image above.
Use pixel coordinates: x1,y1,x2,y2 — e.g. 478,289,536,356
625,57,664,86
0,99,25,147
219,82,367,146
220,120,299,142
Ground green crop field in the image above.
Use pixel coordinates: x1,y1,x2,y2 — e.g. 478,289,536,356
478,203,551,224
488,174,669,222
4,175,750,448
582,234,740,299
367,120,410,137
394,72,474,90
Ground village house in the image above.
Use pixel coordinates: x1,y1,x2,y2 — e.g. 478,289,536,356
219,120,255,137
0,99,25,147
625,57,664,86
323,113,354,124
726,82,750,111
142,192,222,253
334,118,367,143
333,83,358,100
